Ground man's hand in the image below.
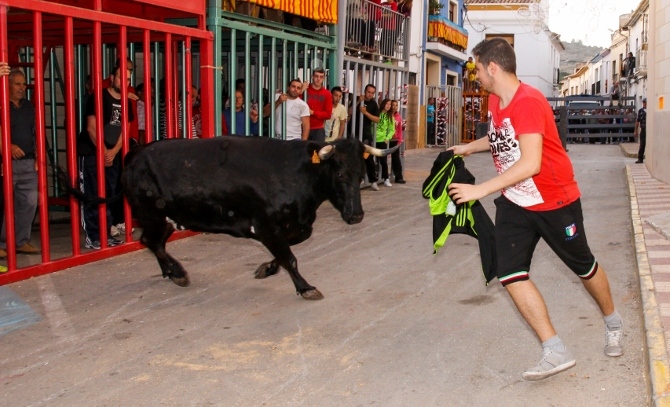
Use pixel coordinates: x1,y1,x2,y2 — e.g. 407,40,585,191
104,148,117,167
0,62,10,77
359,105,367,114
10,144,25,160
278,93,288,103
127,92,139,101
302,81,309,92
446,144,471,156
448,183,486,204
250,108,259,123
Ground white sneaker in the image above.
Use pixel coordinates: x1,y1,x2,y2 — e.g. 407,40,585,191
360,180,371,189
383,179,392,187
116,223,135,234
110,225,120,237
370,182,379,191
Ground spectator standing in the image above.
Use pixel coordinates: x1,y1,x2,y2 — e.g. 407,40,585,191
357,84,381,190
77,64,133,250
275,79,310,140
376,98,395,187
426,97,436,144
191,86,202,138
324,86,348,142
380,0,399,58
635,98,647,164
390,100,405,183
135,82,147,142
302,68,332,142
223,90,259,136
465,57,477,91
448,38,623,381
624,52,635,77
0,69,41,258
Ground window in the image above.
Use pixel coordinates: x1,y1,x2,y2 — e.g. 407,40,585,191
484,34,514,48
449,1,457,22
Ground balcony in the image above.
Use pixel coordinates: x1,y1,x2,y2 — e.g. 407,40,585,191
635,45,647,78
344,0,410,62
425,14,468,60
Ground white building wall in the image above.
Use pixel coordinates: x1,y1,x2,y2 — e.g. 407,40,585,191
464,15,560,96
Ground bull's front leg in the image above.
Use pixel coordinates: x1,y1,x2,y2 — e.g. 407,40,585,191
258,233,323,300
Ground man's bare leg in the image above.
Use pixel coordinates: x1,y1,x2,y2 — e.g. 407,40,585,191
505,280,556,342
506,280,576,380
582,265,623,357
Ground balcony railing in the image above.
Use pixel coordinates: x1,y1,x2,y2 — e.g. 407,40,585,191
426,14,468,51
635,46,647,77
344,0,410,61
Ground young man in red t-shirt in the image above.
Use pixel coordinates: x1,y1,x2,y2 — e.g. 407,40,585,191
301,67,332,142
448,38,623,381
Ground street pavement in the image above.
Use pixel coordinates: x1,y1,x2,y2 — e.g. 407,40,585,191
0,144,657,406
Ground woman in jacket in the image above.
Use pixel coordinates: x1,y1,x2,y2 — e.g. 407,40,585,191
390,100,405,183
376,98,395,187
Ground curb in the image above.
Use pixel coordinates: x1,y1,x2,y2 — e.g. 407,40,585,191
621,143,640,158
627,165,670,407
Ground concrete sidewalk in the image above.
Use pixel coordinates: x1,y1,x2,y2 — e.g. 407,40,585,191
623,141,670,406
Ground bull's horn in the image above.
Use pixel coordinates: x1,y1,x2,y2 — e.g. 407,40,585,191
318,145,335,160
364,141,403,157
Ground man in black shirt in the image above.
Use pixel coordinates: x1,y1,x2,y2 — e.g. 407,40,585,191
635,98,647,163
357,84,381,190
0,69,40,257
78,64,133,250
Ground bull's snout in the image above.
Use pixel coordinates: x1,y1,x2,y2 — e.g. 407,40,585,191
344,211,364,225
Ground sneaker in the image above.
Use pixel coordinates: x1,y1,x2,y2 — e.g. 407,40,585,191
16,243,41,254
635,160,643,164
108,238,123,247
0,265,7,273
360,180,371,189
110,225,120,237
370,182,379,191
395,178,406,184
85,240,101,250
116,223,135,234
383,179,392,187
605,327,624,357
521,349,576,381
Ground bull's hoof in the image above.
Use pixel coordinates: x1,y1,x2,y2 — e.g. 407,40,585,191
254,262,278,279
169,275,191,287
300,289,324,300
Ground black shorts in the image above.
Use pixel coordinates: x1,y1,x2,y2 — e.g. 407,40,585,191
494,195,597,286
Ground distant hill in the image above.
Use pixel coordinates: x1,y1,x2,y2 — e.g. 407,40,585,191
559,40,605,81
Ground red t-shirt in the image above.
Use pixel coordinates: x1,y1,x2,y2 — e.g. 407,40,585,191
487,82,580,211
304,84,333,130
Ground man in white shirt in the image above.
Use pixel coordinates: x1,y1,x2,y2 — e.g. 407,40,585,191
275,78,310,140
325,86,348,142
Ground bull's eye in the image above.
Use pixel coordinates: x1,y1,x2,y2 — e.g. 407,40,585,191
337,172,344,179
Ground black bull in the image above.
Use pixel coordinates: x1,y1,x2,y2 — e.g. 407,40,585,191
121,136,400,300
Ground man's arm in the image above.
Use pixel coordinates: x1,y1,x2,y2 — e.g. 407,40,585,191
448,135,490,156
360,106,380,123
301,116,310,140
87,115,98,146
448,134,543,204
337,118,347,139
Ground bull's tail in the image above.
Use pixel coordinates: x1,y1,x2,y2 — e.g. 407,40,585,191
54,161,123,205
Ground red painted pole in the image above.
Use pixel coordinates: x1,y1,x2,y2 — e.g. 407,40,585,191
185,36,192,139
33,11,51,263
92,20,108,249
63,16,81,256
0,5,16,270
164,32,173,139
143,29,153,145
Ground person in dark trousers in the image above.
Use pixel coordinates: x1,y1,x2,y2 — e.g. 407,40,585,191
0,69,41,258
357,84,381,190
635,98,647,163
448,38,623,382
78,64,133,250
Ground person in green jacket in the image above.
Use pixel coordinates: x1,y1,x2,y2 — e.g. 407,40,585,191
376,98,395,187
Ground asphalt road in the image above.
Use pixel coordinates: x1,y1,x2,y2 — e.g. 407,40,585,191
0,144,647,406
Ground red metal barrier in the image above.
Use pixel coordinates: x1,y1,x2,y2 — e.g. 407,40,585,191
0,1,213,285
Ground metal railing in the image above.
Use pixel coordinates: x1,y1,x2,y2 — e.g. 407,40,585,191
425,85,462,147
635,46,647,76
344,0,409,62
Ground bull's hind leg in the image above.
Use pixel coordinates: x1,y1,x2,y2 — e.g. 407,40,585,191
254,260,280,279
140,218,190,287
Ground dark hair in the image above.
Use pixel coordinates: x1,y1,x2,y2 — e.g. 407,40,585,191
288,78,302,87
331,86,343,94
235,78,245,86
472,37,517,75
379,98,392,112
313,67,326,75
364,83,376,92
135,82,144,93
